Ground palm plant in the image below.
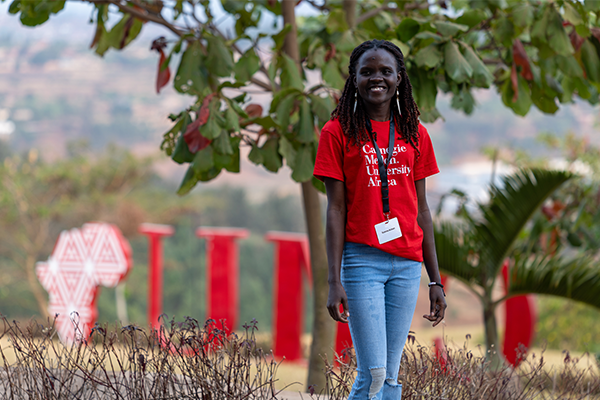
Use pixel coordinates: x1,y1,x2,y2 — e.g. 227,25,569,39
435,168,600,366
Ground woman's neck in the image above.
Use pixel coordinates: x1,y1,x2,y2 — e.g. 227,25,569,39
365,101,391,121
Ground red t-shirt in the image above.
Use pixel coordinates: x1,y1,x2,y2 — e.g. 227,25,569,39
314,118,439,262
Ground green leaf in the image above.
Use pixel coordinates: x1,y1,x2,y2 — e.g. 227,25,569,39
8,0,22,15
271,87,302,113
308,94,334,124
581,39,600,82
326,9,348,34
225,98,248,119
192,146,214,174
444,41,473,83
435,222,479,285
248,143,264,165
414,31,443,42
177,166,199,196
460,42,493,88
337,30,358,53
297,98,314,144
272,23,292,51
493,16,515,46
213,131,233,155
199,100,222,140
197,167,222,182
280,54,303,90
222,136,241,172
389,39,410,57
531,84,559,114
396,18,420,42
501,75,532,116
560,76,576,103
408,67,438,112
225,106,240,132
556,55,584,78
414,45,442,69
276,94,296,134
476,169,572,274
488,0,508,11
279,136,297,168
174,41,208,95
253,116,278,131
563,2,583,26
307,41,326,69
456,9,487,29
572,76,593,100
450,86,475,114
547,8,574,55
206,36,234,77
583,0,600,12
172,134,195,164
322,59,345,90
312,176,326,194
433,21,468,38
234,48,261,82
511,2,534,29
508,254,600,310
531,7,550,43
291,144,314,182
260,136,283,172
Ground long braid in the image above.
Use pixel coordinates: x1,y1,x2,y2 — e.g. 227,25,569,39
331,40,421,157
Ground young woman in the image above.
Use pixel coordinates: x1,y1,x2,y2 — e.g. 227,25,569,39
313,39,447,399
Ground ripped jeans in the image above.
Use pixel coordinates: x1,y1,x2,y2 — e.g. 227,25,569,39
341,242,421,399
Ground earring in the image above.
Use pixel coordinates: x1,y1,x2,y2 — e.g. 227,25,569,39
396,88,402,116
353,90,358,114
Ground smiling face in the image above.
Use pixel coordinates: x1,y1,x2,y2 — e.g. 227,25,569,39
354,48,401,120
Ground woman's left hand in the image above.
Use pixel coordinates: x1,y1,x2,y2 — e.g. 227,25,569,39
423,286,446,327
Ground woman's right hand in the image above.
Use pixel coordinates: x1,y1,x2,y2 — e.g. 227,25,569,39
327,282,350,323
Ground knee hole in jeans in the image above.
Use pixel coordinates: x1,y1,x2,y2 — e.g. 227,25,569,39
368,367,386,399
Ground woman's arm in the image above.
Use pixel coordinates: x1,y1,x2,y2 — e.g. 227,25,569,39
416,178,447,327
324,177,350,323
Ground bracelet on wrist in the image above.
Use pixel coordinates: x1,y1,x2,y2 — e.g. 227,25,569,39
428,281,446,297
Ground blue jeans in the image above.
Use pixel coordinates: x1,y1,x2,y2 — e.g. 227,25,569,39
341,242,422,400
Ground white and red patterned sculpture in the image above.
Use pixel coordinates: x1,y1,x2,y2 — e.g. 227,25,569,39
36,223,132,343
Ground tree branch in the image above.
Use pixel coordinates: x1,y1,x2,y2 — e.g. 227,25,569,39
356,2,428,25
88,0,187,38
304,0,330,11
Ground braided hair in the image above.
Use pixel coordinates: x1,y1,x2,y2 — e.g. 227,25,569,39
331,39,420,156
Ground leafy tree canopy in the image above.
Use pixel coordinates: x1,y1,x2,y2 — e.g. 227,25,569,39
5,0,600,194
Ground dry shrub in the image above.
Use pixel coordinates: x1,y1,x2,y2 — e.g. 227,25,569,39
2,317,599,400
317,335,600,400
0,315,284,399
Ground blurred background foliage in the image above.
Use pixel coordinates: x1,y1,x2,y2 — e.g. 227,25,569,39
0,142,306,331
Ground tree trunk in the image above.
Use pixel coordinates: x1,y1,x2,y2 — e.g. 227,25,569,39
280,0,334,392
26,253,50,319
343,0,357,29
483,296,503,369
301,181,334,391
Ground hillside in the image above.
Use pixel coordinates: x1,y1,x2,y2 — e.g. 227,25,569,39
0,7,598,198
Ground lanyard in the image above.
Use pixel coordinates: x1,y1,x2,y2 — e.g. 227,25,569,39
367,111,395,219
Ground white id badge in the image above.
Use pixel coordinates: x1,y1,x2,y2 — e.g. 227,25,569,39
374,217,402,244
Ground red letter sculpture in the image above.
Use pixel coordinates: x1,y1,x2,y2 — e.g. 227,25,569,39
36,223,132,343
196,227,249,333
139,223,175,330
265,231,312,361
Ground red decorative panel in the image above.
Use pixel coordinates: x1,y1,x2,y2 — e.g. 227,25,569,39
265,231,311,361
36,223,132,343
139,223,175,330
196,227,249,333
502,261,536,366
